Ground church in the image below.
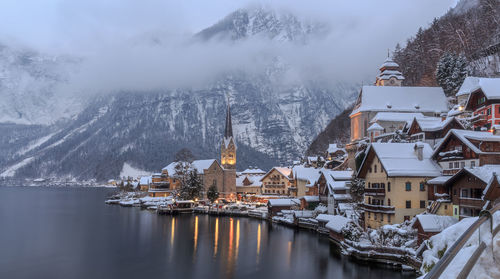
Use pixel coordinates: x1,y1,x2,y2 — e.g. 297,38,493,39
349,56,448,142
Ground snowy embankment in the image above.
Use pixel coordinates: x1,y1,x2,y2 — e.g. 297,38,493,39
420,212,500,278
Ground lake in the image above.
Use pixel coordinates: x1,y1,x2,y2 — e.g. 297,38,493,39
0,187,414,279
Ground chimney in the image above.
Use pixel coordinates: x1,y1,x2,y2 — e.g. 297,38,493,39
414,142,424,161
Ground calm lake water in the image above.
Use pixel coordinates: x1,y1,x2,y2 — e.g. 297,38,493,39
0,187,414,279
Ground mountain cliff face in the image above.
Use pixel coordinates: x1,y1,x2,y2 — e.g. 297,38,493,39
0,7,358,181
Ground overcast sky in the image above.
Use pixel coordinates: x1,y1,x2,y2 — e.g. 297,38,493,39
0,0,459,93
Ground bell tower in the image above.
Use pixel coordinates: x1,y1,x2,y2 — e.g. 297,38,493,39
221,100,236,169
375,51,404,86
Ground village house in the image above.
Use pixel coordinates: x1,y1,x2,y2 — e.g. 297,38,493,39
456,76,482,105
369,112,425,136
267,198,300,217
406,116,464,147
412,214,458,245
315,169,353,214
432,129,500,176
325,144,346,161
440,165,500,219
236,173,264,199
149,171,177,197
463,78,500,130
325,216,353,243
357,142,441,229
261,167,295,196
139,176,151,191
349,57,448,142
292,166,321,197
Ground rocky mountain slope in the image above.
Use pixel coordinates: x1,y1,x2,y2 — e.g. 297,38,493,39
0,7,358,181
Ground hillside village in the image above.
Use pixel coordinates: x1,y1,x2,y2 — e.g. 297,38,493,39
108,55,500,274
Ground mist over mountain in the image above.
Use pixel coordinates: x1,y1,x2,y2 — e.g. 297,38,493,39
0,6,359,181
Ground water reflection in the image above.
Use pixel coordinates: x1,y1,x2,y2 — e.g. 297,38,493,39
214,218,219,258
256,223,261,264
0,187,415,279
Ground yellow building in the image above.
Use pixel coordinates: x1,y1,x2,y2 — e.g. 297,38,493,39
261,167,295,196
357,142,441,229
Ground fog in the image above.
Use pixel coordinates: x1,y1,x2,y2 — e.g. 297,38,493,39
0,0,457,94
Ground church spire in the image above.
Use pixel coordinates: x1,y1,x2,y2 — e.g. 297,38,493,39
224,100,233,139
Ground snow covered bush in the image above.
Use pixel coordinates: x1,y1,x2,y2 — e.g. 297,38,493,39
341,222,363,242
367,221,417,249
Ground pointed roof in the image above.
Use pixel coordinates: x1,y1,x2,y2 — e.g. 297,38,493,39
224,101,233,139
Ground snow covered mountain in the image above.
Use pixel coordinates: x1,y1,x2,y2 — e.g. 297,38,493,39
0,7,358,181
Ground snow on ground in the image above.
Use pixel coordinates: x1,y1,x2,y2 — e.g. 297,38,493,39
119,163,150,178
16,131,58,156
420,212,500,278
0,156,34,177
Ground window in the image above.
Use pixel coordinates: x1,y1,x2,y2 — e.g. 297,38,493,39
368,182,371,188
368,197,371,204
388,215,391,223
369,167,372,173
388,199,391,206
454,162,460,168
454,208,458,215
471,161,476,168
449,162,453,169
420,182,425,192
374,165,377,173
381,183,385,189
388,182,391,192
381,214,384,222
420,200,426,209
487,108,491,115
444,205,448,210
406,200,411,209
461,161,465,168
406,182,411,191
454,189,457,196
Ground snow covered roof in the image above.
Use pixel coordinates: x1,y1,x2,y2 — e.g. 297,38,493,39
327,170,353,180
325,216,352,233
456,76,480,96
162,159,218,176
261,167,292,181
300,195,320,202
293,166,321,186
236,174,264,187
315,214,337,223
464,77,500,99
139,176,151,185
333,193,351,200
433,129,500,157
331,181,349,191
464,165,500,184
370,112,425,124
327,144,345,154
268,198,300,207
241,168,266,175
427,176,452,185
361,143,441,177
192,159,218,174
411,117,463,132
380,57,400,69
350,86,447,116
367,122,384,132
414,214,458,232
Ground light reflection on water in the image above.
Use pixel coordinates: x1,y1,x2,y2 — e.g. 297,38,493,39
0,187,415,279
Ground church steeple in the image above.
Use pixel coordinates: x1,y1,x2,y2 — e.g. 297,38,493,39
375,53,405,86
224,101,233,139
221,98,236,169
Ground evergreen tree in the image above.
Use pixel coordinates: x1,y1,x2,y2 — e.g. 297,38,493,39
179,169,203,200
436,52,469,97
207,184,219,203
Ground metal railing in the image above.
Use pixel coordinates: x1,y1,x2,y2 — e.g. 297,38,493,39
424,202,500,279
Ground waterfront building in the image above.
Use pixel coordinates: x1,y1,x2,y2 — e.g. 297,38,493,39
139,176,151,191
236,173,264,199
412,214,458,245
220,101,237,199
316,170,353,214
292,166,321,197
357,142,441,229
261,167,295,196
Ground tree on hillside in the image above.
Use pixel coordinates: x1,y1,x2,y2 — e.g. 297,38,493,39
436,52,469,96
207,184,219,203
179,169,203,200
174,148,195,163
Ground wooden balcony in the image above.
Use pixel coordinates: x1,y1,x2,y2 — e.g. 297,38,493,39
364,188,386,197
360,203,395,214
265,184,286,188
459,198,484,208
